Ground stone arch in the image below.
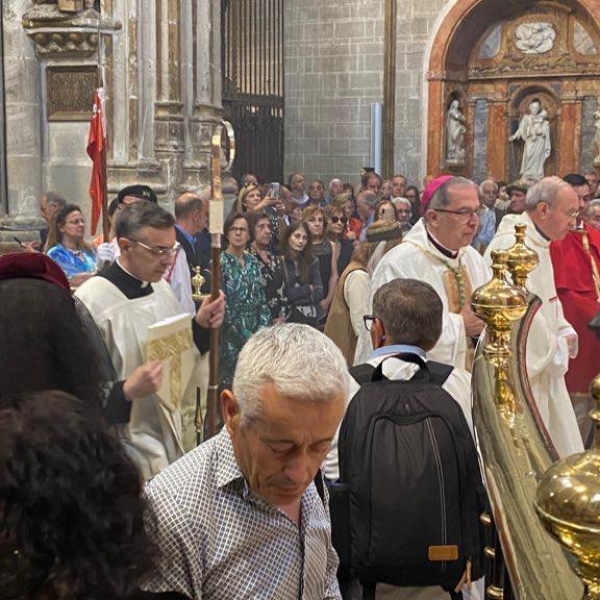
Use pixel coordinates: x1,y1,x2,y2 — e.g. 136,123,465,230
425,0,600,180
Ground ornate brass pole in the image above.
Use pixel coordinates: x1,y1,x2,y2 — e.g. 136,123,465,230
536,373,600,600
198,121,235,442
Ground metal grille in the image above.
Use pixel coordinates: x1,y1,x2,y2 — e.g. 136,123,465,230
221,0,284,185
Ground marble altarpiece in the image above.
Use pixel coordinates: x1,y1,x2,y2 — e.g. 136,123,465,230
427,0,600,184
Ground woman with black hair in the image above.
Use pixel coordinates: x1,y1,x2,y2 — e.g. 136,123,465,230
0,391,160,600
280,221,324,327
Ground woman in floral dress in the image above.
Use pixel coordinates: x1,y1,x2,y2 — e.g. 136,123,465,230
219,212,271,388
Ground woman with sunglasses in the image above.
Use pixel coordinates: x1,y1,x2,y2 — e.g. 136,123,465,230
46,204,96,288
325,200,354,276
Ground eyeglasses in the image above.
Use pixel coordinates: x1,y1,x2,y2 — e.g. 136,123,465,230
363,315,376,331
130,239,181,257
65,218,85,225
329,216,348,224
229,226,249,234
433,207,484,219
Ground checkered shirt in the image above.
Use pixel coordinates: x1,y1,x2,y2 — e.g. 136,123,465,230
142,428,341,600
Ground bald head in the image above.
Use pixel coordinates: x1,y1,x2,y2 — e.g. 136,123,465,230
174,192,209,234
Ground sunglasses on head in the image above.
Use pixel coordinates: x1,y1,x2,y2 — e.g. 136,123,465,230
329,216,348,224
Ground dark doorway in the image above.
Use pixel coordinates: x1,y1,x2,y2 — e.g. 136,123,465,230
221,0,284,185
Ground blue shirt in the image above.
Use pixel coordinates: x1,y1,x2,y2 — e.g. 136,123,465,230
369,344,427,360
175,223,196,247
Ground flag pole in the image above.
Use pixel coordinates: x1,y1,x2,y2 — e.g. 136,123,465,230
98,71,109,242
201,121,235,440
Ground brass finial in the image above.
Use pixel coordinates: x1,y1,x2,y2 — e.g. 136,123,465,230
471,250,528,357
535,372,600,599
506,223,539,291
471,251,528,419
191,266,206,302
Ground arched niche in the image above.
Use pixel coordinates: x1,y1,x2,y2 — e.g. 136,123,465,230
426,0,600,181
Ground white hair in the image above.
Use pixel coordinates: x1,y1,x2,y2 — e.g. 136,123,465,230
232,324,350,424
479,179,498,193
590,199,600,209
525,176,570,210
328,178,343,191
392,197,411,209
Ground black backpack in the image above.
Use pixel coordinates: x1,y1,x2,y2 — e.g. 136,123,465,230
336,352,486,595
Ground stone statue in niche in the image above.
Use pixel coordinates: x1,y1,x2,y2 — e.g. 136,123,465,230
515,22,556,54
446,99,467,164
509,99,551,180
594,101,600,166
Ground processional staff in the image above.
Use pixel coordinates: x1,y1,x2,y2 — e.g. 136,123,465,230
196,121,235,441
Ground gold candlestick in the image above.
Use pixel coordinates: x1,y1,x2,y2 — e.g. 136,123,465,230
191,266,206,302
506,223,539,291
536,373,600,600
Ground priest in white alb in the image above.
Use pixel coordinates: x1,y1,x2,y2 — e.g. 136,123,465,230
484,176,583,457
76,202,224,479
371,176,491,370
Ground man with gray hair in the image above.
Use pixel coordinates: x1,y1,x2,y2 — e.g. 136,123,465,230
485,176,583,457
143,323,349,599
168,191,211,315
325,279,482,600
76,202,225,478
372,176,491,370
328,177,344,204
472,179,498,252
356,190,378,240
391,197,412,231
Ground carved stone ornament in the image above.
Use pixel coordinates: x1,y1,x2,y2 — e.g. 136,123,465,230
22,5,121,59
515,22,556,54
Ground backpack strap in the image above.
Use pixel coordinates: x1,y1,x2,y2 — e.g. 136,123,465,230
425,360,454,385
313,469,325,506
350,352,453,385
349,363,379,384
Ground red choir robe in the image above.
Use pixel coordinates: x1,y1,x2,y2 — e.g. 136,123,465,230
550,224,600,395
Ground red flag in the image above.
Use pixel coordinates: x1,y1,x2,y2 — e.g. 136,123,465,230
86,88,106,235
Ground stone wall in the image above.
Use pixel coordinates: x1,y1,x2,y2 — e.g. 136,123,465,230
284,0,446,189
284,1,385,189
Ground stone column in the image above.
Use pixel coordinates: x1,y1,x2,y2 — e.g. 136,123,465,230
154,0,184,202
2,0,43,219
181,0,222,193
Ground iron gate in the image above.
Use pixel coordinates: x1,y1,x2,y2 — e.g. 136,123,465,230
221,0,284,185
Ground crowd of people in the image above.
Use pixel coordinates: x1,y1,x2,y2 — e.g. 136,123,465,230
1,163,599,600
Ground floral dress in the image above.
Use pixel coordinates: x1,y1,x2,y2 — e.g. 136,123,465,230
249,247,289,321
219,250,272,387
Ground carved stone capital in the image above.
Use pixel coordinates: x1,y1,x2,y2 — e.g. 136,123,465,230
22,6,121,59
